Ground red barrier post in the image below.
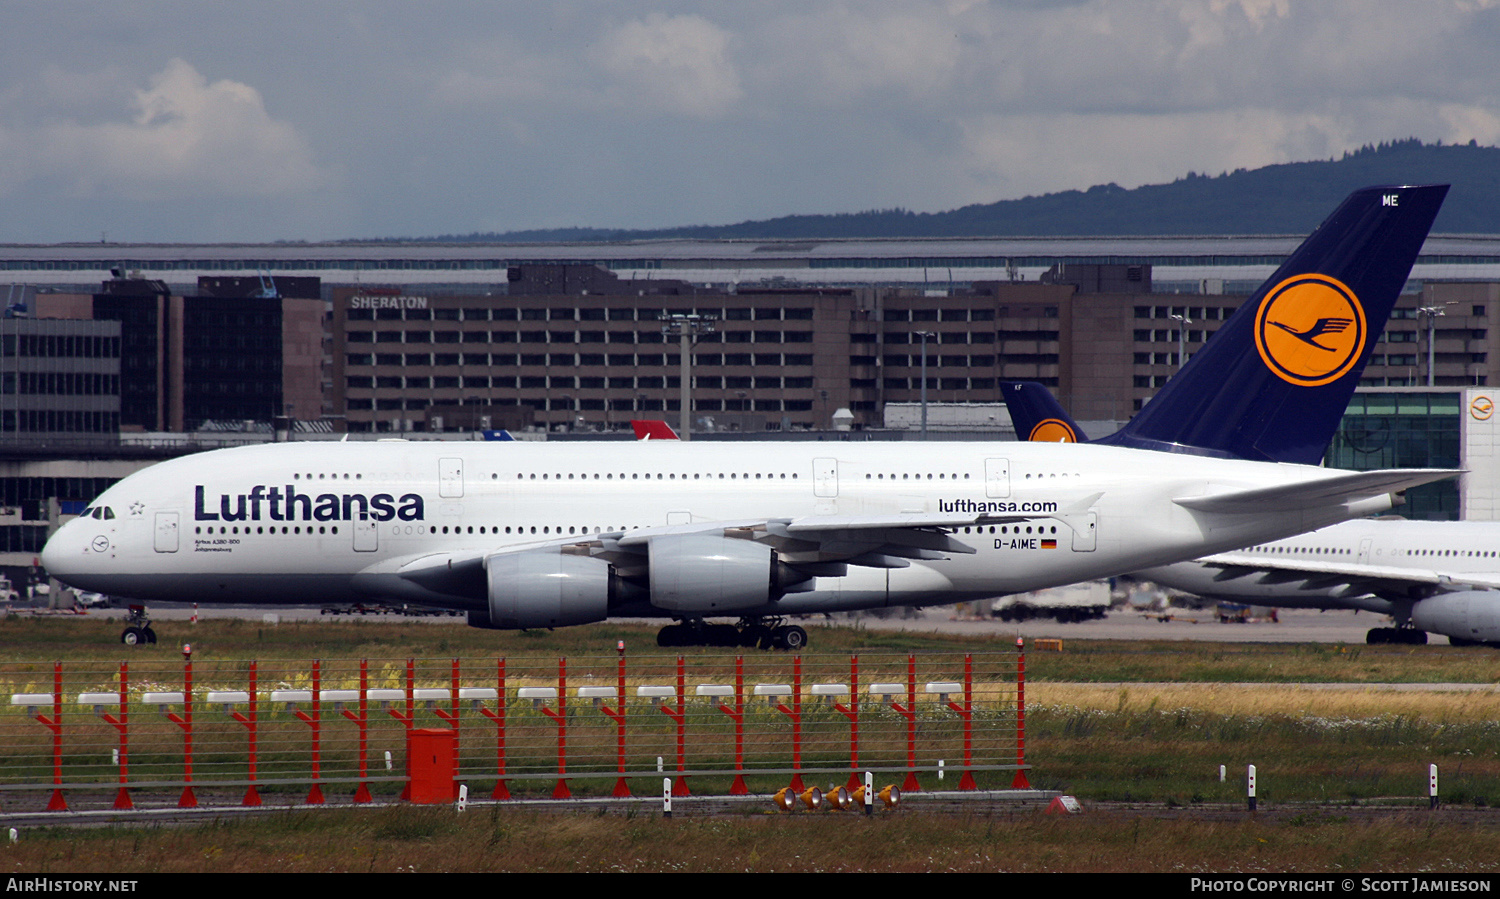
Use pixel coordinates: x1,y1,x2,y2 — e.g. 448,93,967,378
834,654,861,791
161,644,198,808
711,657,749,795
33,663,68,811
772,656,805,792
335,660,374,803
944,653,977,791
476,658,510,799
538,657,570,798
289,659,325,804
226,661,261,806
601,643,631,797
99,661,132,810
654,656,689,797
894,654,921,792
385,658,416,800
1013,637,1030,788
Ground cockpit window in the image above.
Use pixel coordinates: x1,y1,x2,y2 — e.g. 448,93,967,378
103,507,116,520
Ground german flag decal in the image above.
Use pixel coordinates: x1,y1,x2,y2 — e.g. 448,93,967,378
1040,539,1057,549
1253,273,1366,387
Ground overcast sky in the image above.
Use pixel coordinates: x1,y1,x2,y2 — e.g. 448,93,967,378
1,1,1497,244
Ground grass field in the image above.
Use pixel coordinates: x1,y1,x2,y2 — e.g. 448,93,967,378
3,613,1499,873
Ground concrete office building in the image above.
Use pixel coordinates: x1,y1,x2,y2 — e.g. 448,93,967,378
30,274,326,432
0,315,121,448
328,263,1500,434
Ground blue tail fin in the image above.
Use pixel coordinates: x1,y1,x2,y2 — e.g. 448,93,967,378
1000,381,1089,443
1097,184,1447,464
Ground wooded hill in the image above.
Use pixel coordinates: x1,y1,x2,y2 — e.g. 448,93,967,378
441,139,1500,241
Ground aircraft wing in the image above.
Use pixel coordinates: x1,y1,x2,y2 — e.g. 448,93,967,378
1174,469,1460,514
601,514,990,574
1193,553,1500,598
364,504,1089,601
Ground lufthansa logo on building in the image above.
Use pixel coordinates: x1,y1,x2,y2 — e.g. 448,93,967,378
1253,274,1366,387
1027,419,1079,443
1472,396,1494,421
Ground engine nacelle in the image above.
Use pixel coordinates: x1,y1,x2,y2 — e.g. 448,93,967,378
1410,591,1500,643
476,552,615,630
649,534,803,613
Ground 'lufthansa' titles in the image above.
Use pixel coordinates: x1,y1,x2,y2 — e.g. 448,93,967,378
195,485,424,522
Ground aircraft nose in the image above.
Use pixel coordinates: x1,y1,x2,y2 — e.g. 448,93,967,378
40,520,84,584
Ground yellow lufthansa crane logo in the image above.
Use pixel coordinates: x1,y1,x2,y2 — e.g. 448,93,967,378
1027,419,1079,443
1472,396,1494,421
1254,274,1366,387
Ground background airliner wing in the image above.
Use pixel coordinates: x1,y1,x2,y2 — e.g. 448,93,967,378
1193,552,1500,597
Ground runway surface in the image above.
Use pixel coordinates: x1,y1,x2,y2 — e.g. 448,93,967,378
65,596,1398,644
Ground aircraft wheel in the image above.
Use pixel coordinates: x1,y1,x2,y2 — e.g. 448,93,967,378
774,625,808,650
1366,628,1390,645
143,627,158,644
121,627,143,645
657,625,683,647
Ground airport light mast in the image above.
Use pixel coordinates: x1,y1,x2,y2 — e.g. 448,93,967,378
661,313,715,441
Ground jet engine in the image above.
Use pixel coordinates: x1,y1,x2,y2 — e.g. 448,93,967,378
1410,591,1500,644
648,534,811,613
472,552,621,630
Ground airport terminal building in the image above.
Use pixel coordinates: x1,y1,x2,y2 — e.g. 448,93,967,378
5,235,1500,587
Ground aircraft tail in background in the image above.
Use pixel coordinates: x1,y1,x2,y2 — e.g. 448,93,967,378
999,381,1089,443
631,420,681,440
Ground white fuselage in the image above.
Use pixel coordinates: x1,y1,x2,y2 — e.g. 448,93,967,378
1136,518,1500,616
42,439,1401,617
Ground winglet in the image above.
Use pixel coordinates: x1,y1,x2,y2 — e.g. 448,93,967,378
1098,185,1448,464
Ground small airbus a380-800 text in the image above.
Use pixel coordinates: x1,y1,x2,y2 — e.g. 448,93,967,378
44,186,1453,649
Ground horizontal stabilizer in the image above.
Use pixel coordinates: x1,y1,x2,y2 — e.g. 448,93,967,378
1174,468,1458,514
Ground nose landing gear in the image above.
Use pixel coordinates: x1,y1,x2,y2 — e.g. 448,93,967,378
120,605,157,645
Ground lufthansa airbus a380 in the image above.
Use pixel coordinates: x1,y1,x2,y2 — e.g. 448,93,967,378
43,186,1454,649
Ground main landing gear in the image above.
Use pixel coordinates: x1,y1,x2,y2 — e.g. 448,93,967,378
1366,626,1427,645
121,604,157,645
656,618,809,650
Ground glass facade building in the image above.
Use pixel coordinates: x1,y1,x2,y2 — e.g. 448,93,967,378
1326,390,1462,520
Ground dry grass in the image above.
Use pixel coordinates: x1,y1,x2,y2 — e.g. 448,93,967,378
4,806,1500,873
6,613,1500,872
1034,683,1500,723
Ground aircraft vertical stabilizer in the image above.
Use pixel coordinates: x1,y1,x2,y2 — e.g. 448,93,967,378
1000,381,1089,443
1098,185,1447,464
